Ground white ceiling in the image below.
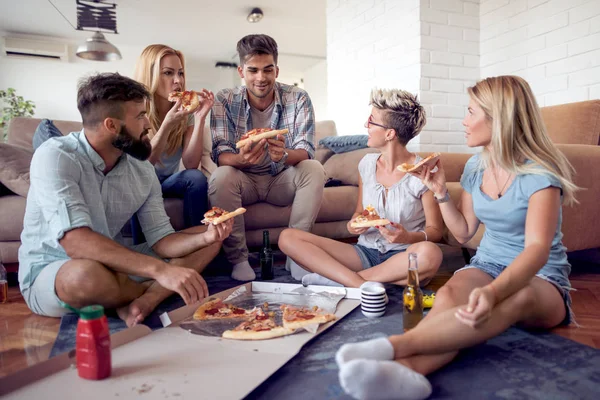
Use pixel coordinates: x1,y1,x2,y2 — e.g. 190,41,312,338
0,0,326,72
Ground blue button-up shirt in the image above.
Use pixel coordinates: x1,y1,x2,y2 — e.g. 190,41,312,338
18,130,175,291
210,82,316,176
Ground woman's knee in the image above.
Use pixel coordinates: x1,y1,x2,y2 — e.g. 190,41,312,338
279,228,303,252
409,242,442,277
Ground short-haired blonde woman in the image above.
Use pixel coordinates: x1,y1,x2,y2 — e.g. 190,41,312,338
335,76,579,400
278,89,444,288
132,44,213,241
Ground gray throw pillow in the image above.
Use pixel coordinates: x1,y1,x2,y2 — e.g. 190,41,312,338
0,143,33,197
318,135,368,154
33,119,63,151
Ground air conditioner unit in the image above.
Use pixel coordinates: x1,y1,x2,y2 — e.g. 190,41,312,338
2,36,69,62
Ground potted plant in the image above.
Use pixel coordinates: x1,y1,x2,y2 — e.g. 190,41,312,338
0,88,36,142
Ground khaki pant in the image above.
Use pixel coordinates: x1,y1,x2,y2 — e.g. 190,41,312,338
208,160,326,264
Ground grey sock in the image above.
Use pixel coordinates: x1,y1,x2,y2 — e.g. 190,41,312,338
301,273,343,287
231,261,256,281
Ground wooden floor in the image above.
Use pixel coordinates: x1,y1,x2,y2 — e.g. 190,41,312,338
1,247,599,379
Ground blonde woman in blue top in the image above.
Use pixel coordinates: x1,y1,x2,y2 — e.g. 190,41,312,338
279,89,444,288
132,44,213,242
334,76,579,400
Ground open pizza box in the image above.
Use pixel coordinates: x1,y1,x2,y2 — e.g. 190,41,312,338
1,281,361,399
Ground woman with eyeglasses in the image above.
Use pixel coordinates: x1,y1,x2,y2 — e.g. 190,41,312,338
278,89,444,288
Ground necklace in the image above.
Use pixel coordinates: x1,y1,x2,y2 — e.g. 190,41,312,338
492,168,511,198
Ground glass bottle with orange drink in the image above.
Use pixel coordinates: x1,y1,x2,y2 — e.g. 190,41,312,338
402,253,423,331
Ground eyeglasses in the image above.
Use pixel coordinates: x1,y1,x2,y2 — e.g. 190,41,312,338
365,115,390,129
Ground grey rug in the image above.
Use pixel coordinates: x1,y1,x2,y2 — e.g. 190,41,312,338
50,266,600,399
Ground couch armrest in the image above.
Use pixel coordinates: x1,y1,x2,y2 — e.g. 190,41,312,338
558,144,600,251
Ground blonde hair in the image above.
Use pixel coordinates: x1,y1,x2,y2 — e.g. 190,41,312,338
133,44,187,156
468,75,578,205
369,88,426,145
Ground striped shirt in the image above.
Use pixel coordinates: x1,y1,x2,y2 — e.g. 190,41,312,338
18,130,175,291
357,153,429,253
210,82,316,176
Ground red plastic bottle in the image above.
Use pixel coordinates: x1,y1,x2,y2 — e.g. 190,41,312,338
76,305,111,380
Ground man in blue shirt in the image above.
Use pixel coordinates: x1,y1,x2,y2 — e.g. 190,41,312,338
19,73,232,327
210,34,325,281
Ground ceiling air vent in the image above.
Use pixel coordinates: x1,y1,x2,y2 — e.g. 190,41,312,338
2,37,69,62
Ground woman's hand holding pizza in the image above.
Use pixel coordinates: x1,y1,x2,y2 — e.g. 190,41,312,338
347,219,368,235
205,218,233,243
163,98,190,128
266,134,286,162
193,89,214,121
378,222,409,244
239,138,267,166
411,159,448,198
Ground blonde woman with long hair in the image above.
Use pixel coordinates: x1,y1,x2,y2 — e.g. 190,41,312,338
279,89,444,288
334,76,579,400
131,44,213,242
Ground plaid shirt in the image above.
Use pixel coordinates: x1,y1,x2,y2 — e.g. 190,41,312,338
210,82,315,176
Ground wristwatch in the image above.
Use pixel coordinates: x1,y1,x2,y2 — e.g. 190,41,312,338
434,190,450,203
278,151,289,165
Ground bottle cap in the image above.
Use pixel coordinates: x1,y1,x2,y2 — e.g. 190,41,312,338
79,305,105,320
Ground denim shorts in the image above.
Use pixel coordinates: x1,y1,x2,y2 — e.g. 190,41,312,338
455,255,574,326
353,244,405,270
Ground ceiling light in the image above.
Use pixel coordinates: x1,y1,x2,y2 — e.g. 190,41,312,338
76,31,122,61
247,7,264,23
215,61,238,69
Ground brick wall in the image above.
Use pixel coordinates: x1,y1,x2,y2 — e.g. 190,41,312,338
419,0,480,153
480,0,600,107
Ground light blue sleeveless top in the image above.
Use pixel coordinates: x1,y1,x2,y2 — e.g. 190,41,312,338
461,154,570,275
154,115,194,181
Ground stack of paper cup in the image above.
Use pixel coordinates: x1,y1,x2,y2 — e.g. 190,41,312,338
360,281,387,318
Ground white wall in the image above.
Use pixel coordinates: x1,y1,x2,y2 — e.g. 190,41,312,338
419,0,480,153
303,59,329,121
480,0,600,107
327,0,422,137
0,40,238,122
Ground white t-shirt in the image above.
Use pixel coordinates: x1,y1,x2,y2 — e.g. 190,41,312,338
356,153,429,253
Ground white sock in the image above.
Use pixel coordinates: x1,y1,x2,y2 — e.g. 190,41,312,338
339,359,432,400
231,261,256,281
301,273,343,287
335,337,394,368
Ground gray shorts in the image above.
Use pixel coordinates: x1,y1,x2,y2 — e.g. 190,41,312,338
455,255,574,326
22,243,159,318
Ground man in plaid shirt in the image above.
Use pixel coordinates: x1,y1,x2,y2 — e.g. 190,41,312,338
209,34,325,281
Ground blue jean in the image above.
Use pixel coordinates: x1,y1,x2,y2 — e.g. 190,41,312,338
354,244,405,269
131,169,209,244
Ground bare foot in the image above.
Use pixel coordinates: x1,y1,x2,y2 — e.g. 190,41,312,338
116,281,169,327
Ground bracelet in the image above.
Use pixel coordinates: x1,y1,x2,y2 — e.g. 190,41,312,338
419,229,428,242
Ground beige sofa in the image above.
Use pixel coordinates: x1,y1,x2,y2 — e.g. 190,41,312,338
2,100,600,273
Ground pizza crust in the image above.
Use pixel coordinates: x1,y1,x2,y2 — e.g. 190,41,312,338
222,326,296,340
350,218,391,228
397,152,441,173
282,313,336,330
235,129,289,149
201,207,247,225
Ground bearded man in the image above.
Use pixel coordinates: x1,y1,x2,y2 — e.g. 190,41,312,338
18,73,232,327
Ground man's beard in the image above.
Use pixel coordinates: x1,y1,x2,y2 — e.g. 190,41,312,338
112,124,152,161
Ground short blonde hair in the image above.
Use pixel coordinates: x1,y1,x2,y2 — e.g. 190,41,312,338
369,88,426,145
468,75,578,205
133,44,187,156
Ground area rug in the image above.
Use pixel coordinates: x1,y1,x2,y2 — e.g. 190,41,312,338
50,267,600,399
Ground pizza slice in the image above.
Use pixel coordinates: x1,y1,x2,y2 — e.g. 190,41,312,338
350,205,391,228
222,310,295,340
168,90,200,112
280,304,336,330
201,206,246,225
397,152,441,173
193,298,258,320
235,128,289,149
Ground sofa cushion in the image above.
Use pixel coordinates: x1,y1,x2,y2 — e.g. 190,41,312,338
323,148,379,186
7,117,81,148
0,195,26,241
33,119,63,150
0,143,33,196
541,100,600,145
